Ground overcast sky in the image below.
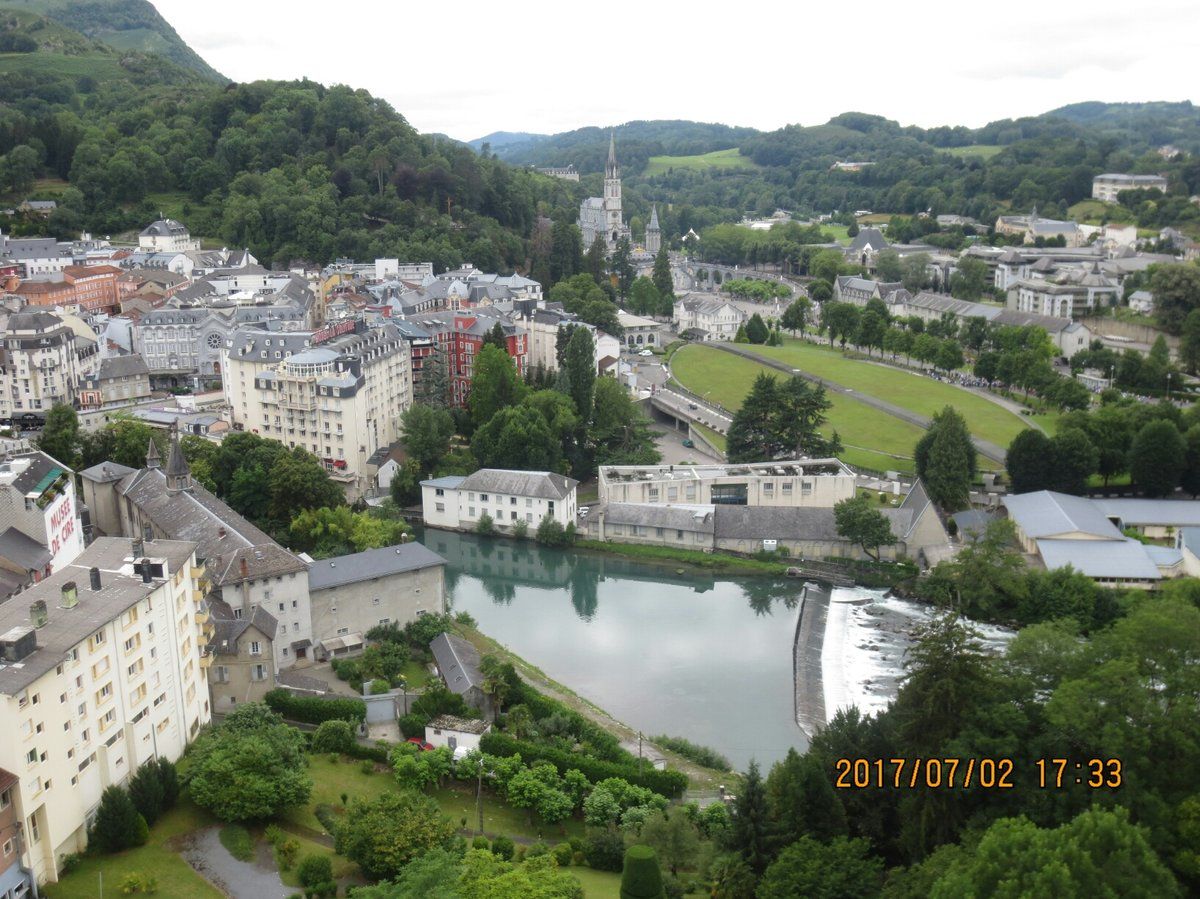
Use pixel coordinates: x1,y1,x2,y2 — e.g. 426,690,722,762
151,0,1200,141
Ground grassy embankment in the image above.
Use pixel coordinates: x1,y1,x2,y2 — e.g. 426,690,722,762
942,144,1004,159
671,343,926,472
643,147,758,177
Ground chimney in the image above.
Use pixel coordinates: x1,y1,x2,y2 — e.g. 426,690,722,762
142,523,153,543
132,537,144,558
60,581,78,609
239,557,249,580
29,599,48,628
218,527,227,539
89,567,101,591
140,559,152,585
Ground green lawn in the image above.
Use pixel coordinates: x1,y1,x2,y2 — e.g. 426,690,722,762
747,339,1029,449
643,148,757,177
822,224,852,245
942,144,1004,160
572,866,624,898
671,344,927,472
44,800,222,899
0,51,132,81
1067,198,1135,225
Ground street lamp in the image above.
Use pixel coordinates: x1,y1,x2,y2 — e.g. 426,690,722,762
1167,371,1173,403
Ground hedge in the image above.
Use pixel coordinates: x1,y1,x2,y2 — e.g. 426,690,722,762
479,733,688,798
264,689,366,725
343,741,390,764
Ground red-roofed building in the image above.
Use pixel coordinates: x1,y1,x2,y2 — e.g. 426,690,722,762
10,265,123,314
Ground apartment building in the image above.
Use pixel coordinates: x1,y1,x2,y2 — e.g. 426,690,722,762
598,459,857,508
223,319,412,494
1091,173,1168,203
407,310,526,408
0,311,100,422
0,537,211,887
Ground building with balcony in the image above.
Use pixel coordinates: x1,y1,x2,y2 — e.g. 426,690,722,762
77,356,152,414
0,537,210,887
404,310,523,408
223,319,412,494
0,311,100,422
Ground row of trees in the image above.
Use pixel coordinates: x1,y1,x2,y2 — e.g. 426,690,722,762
1007,394,1200,497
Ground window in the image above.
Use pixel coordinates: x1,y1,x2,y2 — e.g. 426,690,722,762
250,641,261,655
97,683,112,702
435,502,445,513
252,664,266,682
372,597,380,606
677,529,684,539
435,488,444,496
378,618,391,625
26,748,37,765
0,788,9,810
337,627,349,636
468,506,475,517
510,511,517,520
2,839,11,857
763,482,775,495
480,494,489,502
29,815,39,843
510,496,517,505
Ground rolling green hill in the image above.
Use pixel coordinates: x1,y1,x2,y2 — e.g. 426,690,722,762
0,0,224,80
643,147,758,176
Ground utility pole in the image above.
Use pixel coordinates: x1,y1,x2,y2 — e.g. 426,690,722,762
638,731,644,776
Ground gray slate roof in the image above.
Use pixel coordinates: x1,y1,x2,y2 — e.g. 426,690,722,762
97,355,150,380
0,527,52,570
1003,491,1121,540
307,542,446,591
599,503,715,534
430,632,483,697
456,469,577,501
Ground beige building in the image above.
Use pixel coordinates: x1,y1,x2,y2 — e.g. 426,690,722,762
598,460,856,508
77,355,152,413
207,600,278,713
0,537,211,887
223,320,412,496
306,543,446,661
0,311,100,422
1091,173,1168,203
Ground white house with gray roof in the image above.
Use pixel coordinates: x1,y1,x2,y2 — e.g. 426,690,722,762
421,469,578,533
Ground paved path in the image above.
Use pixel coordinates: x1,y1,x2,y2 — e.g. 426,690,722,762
178,827,292,899
712,344,1008,466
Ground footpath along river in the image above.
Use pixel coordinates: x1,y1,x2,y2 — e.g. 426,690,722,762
425,530,1009,770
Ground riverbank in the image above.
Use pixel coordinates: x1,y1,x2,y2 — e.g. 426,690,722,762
454,622,736,793
574,538,790,576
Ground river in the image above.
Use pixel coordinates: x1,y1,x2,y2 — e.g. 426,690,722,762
425,530,1006,771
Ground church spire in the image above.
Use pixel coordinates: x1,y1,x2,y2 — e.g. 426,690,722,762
606,132,618,180
164,423,192,495
145,438,161,470
648,204,660,230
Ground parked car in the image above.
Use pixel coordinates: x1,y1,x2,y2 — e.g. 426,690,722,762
687,402,698,410
578,507,590,517
639,349,654,356
682,438,695,448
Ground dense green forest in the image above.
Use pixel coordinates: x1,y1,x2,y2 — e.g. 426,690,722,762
0,6,589,270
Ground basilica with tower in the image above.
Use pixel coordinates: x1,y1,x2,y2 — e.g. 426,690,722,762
577,134,660,255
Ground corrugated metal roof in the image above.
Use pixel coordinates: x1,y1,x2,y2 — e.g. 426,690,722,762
1036,538,1162,580
1003,491,1122,540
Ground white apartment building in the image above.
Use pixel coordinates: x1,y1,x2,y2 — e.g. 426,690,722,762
223,320,412,495
421,469,579,533
0,311,100,421
137,219,200,254
1091,173,1168,203
673,296,746,340
0,537,211,887
598,459,857,508
519,308,621,374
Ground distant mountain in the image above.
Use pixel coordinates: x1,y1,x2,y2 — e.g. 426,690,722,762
1040,100,1200,153
468,131,549,155
0,0,225,81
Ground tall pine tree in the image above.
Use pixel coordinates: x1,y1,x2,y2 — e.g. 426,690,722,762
652,245,674,306
733,761,770,875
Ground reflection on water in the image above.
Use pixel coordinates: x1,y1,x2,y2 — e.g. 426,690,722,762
426,529,804,770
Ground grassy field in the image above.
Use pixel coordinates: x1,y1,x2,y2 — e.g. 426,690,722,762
643,147,757,177
747,340,1029,448
573,866,624,897
822,224,852,245
942,144,1004,160
671,344,926,472
691,421,727,454
44,800,222,899
855,213,894,225
0,51,130,80
1067,198,1134,225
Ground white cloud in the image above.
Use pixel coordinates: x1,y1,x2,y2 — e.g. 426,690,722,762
151,0,1200,139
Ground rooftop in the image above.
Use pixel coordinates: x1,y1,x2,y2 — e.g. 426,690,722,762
307,542,446,591
0,538,197,694
427,714,490,735
456,469,578,501
430,631,483,697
